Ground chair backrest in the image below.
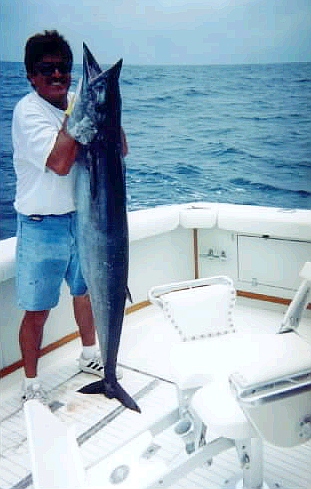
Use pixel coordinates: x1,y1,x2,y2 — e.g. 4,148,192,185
24,400,85,489
148,276,236,342
279,261,311,333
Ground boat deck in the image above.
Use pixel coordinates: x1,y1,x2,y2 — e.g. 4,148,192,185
1,298,311,489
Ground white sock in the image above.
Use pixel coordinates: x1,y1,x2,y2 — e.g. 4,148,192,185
82,345,98,359
24,376,40,388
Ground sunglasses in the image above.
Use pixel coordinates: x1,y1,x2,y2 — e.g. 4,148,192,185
34,61,72,76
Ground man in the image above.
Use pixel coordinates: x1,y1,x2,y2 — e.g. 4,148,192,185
12,30,126,404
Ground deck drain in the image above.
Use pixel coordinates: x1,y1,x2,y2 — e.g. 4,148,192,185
109,464,130,484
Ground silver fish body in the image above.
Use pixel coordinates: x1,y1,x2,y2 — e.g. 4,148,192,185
68,44,140,412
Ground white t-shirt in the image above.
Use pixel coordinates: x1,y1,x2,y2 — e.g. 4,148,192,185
12,91,77,215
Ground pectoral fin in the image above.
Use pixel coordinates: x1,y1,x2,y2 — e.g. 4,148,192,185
126,286,133,303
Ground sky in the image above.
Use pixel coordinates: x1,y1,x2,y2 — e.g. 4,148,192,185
0,0,310,65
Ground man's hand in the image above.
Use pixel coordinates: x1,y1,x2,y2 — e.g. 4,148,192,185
46,118,79,176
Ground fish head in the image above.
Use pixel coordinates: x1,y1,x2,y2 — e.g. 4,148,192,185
68,43,123,146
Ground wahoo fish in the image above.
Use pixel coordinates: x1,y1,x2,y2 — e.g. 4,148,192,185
68,44,140,413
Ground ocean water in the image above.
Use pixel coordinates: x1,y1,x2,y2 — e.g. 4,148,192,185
1,61,311,240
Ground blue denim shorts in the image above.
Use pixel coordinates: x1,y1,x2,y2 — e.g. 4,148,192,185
16,212,87,311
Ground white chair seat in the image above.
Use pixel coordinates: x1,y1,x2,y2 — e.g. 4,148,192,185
191,332,311,447
170,331,311,390
191,380,256,439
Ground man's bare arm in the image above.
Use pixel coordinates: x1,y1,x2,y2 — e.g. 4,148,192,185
46,117,78,176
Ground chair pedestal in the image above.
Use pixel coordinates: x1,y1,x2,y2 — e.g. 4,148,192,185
223,475,270,489
222,438,272,489
191,382,285,489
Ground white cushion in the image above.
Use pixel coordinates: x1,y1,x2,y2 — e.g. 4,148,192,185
162,284,235,341
170,332,311,390
229,333,311,389
179,204,218,229
170,333,253,389
218,204,311,240
128,206,180,242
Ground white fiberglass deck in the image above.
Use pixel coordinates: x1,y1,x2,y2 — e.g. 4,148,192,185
1,298,311,489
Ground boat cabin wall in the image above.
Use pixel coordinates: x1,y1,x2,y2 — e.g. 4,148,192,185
197,228,311,295
128,226,194,305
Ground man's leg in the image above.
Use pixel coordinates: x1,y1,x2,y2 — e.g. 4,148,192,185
19,310,50,378
74,293,101,371
74,294,122,379
73,293,96,346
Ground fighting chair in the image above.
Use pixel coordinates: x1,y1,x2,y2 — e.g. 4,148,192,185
150,262,311,488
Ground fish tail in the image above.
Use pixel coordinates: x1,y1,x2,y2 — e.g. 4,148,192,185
78,379,141,413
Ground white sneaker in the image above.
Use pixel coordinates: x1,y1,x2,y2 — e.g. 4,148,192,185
78,352,123,379
21,382,49,406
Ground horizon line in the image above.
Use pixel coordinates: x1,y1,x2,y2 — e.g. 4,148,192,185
1,59,310,67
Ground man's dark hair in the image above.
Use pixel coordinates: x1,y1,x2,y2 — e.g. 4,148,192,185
24,30,73,74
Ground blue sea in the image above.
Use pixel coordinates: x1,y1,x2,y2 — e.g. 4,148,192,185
1,61,311,240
